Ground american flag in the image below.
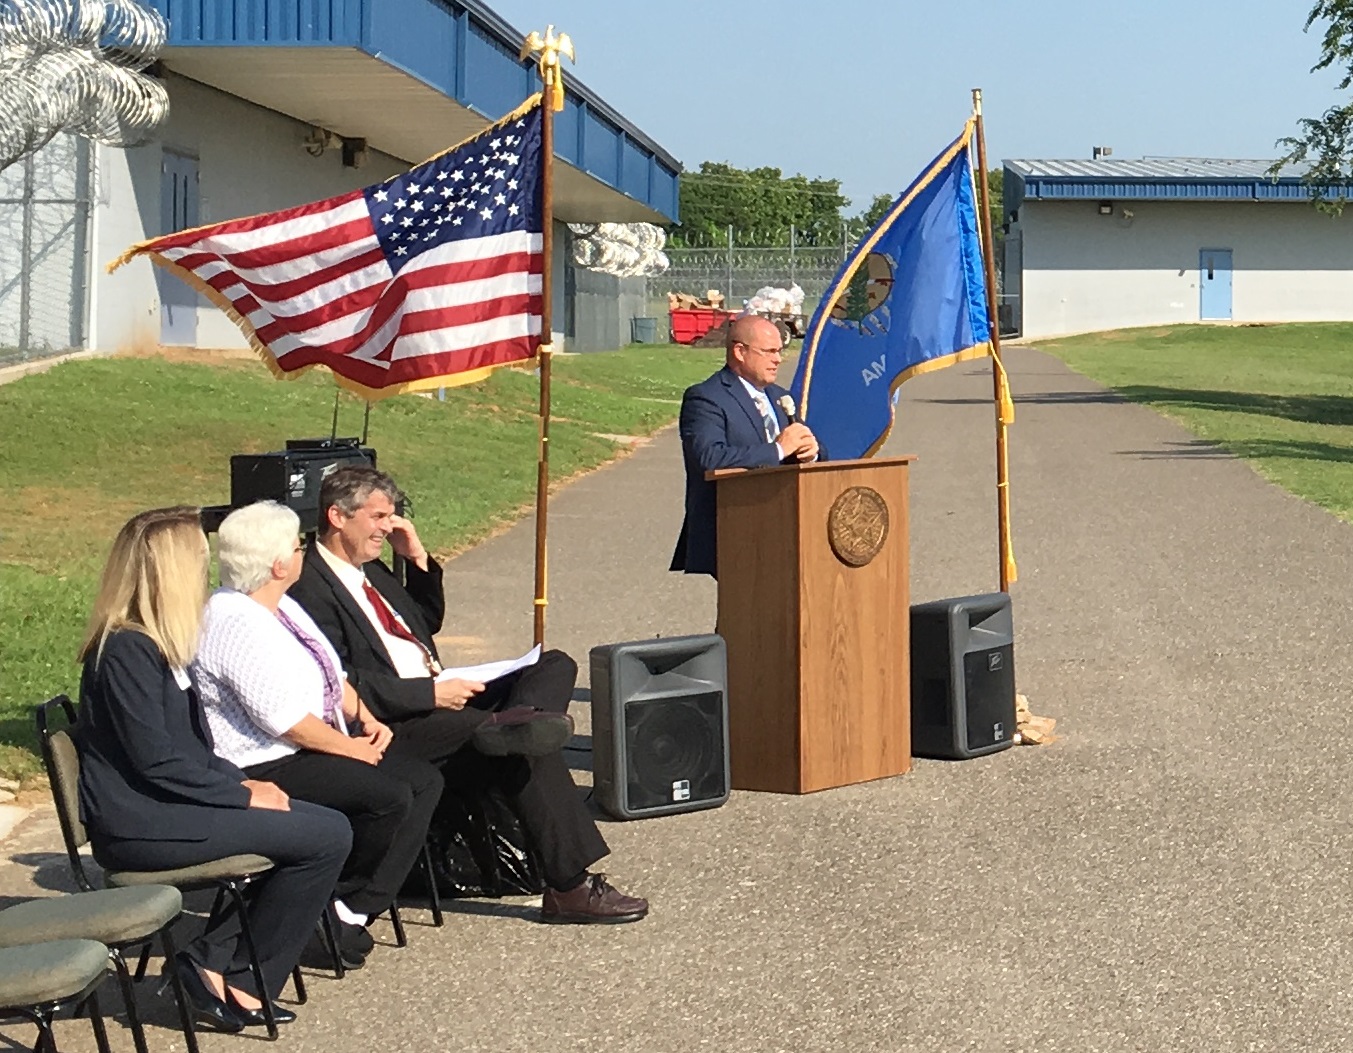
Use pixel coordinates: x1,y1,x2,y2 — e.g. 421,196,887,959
114,98,544,397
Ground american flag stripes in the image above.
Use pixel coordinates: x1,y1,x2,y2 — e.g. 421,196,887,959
111,96,545,398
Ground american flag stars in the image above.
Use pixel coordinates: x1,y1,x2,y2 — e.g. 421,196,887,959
362,107,542,275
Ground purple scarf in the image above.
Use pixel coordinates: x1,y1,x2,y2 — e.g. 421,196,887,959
276,607,342,727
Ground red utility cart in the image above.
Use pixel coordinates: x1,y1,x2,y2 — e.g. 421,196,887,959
669,307,736,345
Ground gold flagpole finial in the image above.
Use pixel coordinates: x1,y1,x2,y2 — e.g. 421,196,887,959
520,25,574,111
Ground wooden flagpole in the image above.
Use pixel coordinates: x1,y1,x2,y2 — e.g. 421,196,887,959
971,87,1016,591
523,27,574,646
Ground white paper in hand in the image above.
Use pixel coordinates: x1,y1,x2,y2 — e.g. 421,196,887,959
434,644,542,685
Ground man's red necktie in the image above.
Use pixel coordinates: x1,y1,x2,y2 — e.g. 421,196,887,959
362,580,439,672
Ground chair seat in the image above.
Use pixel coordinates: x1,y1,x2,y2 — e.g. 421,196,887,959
0,886,182,949
104,854,274,889
0,939,108,1008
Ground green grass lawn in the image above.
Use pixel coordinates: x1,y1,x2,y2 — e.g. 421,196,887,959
1038,323,1353,519
0,345,720,779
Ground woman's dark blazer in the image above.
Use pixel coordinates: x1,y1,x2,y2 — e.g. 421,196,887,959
77,629,251,849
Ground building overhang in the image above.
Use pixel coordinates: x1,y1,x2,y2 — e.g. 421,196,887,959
1003,159,1353,213
150,0,680,225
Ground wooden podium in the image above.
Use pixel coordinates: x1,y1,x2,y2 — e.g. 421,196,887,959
711,457,913,793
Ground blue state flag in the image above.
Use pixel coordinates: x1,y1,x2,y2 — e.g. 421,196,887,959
789,124,993,459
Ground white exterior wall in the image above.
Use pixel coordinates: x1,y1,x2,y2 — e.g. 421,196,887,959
90,71,407,352
1014,200,1353,339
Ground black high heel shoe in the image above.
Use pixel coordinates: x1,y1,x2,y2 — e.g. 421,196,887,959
226,992,297,1027
159,952,248,1034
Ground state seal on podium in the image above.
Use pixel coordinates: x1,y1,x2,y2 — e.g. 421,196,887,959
827,485,889,567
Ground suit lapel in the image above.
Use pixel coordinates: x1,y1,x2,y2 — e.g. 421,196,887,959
767,384,789,428
721,367,767,439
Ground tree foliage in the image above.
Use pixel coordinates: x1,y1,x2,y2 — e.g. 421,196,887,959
672,162,850,248
1275,0,1353,211
850,169,1004,244
856,193,894,235
839,170,1005,318
672,159,1006,253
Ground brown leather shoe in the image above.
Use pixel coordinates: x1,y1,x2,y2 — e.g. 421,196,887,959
540,874,648,924
472,707,574,757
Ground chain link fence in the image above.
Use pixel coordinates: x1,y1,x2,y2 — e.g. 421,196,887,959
650,241,853,324
997,230,1022,337
0,132,94,367
646,225,1020,341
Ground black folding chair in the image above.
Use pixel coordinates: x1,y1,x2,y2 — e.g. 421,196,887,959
0,938,113,1053
0,885,189,1053
38,696,305,1041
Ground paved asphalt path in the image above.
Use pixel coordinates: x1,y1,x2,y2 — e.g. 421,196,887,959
7,345,1353,1053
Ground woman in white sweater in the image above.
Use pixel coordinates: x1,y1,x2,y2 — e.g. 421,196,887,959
192,501,442,968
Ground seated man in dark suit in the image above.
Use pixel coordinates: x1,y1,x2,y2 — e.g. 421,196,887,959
288,466,648,924
671,314,823,578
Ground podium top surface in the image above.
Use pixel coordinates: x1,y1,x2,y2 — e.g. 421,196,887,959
706,456,915,483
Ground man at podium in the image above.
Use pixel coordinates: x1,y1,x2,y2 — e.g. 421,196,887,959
670,314,822,578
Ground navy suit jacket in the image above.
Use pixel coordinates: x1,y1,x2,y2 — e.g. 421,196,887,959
670,366,798,578
288,546,446,722
77,630,251,849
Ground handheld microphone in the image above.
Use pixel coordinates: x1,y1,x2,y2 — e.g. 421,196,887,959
776,394,801,426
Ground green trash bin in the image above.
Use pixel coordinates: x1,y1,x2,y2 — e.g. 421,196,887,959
630,317,660,344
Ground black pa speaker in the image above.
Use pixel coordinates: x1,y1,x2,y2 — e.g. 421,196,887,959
910,593,1017,760
589,635,730,820
230,438,375,531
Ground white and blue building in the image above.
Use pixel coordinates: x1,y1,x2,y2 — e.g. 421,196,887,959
1002,158,1353,339
3,0,679,359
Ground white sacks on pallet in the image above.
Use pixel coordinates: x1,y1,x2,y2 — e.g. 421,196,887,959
568,221,670,278
744,283,805,316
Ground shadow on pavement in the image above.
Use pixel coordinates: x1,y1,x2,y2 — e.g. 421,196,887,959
7,852,81,894
1118,438,1353,463
430,897,538,922
923,386,1353,425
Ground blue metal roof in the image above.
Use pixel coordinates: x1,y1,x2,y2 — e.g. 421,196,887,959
1004,157,1351,207
1008,158,1297,180
149,0,680,222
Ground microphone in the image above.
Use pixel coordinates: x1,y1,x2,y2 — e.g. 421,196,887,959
776,394,801,426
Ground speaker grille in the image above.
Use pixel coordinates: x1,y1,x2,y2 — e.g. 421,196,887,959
624,691,727,811
963,644,1015,751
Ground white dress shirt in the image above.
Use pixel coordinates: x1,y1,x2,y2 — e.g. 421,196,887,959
315,542,432,680
736,375,817,463
736,375,781,441
193,590,347,769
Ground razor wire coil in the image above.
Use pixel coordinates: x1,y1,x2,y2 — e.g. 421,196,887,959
568,221,670,278
0,0,168,171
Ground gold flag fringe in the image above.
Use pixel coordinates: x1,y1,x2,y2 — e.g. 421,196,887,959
139,250,538,401
104,94,548,401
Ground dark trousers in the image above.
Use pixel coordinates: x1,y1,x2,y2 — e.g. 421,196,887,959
387,649,609,888
95,800,351,999
244,750,442,916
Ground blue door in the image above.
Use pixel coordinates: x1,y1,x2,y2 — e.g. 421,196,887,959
158,151,200,346
1199,249,1232,321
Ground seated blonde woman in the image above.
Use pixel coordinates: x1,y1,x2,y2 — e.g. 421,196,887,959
76,507,350,1031
192,500,442,966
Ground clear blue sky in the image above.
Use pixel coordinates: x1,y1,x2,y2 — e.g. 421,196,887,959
490,0,1343,215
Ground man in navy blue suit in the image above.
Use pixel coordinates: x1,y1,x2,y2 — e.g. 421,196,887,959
670,314,823,578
